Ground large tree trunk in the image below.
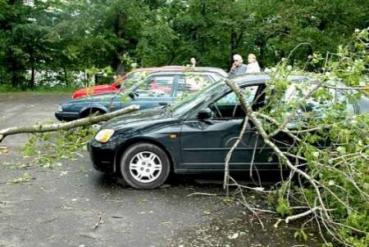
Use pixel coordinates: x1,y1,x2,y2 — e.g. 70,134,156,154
255,34,267,69
9,57,21,88
29,63,35,88
111,12,126,73
11,70,18,88
229,31,244,67
63,67,68,86
28,49,35,88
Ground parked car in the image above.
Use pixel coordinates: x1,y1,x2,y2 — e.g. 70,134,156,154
55,67,226,121
71,66,227,99
88,74,369,189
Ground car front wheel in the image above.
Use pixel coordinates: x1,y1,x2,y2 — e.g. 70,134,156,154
120,143,170,189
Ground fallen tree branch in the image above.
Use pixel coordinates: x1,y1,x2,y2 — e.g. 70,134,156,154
228,183,272,193
0,105,140,143
224,79,330,221
255,112,301,142
268,79,323,138
223,115,249,194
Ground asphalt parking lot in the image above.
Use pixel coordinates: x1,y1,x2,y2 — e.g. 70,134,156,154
0,93,321,247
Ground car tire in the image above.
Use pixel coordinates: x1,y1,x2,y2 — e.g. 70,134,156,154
120,143,170,189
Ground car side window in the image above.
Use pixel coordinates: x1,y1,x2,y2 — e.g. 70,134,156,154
177,74,212,97
136,75,175,97
282,82,350,113
210,85,258,119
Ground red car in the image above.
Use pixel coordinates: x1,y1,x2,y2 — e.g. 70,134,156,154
71,66,184,99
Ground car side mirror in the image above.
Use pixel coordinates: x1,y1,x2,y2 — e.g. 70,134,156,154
128,92,135,99
197,108,213,120
129,91,139,99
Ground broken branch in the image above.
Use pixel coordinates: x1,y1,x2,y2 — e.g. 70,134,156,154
0,105,140,143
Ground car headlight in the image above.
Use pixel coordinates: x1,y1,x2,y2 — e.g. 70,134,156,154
95,129,115,143
58,105,63,112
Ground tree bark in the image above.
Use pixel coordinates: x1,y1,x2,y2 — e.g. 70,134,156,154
30,62,35,88
29,49,35,88
63,67,68,86
0,105,139,143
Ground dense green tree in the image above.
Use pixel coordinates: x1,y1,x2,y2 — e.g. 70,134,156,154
0,0,29,87
0,0,368,88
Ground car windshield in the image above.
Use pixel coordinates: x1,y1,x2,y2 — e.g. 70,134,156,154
118,72,150,94
169,80,226,117
126,71,142,80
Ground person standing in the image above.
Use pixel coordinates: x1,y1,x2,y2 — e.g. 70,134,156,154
246,53,261,73
190,57,197,68
229,54,247,78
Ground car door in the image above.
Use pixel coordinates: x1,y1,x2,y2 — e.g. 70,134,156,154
179,84,275,171
82,94,121,113
132,74,177,109
104,94,124,112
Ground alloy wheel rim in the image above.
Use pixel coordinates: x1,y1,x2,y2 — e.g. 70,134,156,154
128,151,162,183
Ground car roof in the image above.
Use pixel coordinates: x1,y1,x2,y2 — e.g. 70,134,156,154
131,66,227,77
189,67,228,77
232,73,309,86
132,66,183,72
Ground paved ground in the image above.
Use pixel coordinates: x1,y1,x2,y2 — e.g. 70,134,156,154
0,93,322,247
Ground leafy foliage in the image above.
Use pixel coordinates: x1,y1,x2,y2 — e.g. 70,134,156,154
23,126,97,168
1,0,369,88
251,29,369,246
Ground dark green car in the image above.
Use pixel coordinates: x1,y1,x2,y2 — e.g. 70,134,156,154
89,74,369,189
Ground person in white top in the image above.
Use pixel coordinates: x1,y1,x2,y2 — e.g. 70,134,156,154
246,53,261,73
190,57,197,68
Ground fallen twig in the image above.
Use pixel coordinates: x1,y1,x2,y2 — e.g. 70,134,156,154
93,214,104,230
285,207,321,223
186,192,219,197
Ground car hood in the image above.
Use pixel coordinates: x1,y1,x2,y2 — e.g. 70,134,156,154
102,107,175,131
74,84,114,94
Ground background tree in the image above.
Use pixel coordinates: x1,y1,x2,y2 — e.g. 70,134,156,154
0,0,368,88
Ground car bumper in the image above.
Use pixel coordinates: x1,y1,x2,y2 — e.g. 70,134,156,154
88,139,117,174
55,111,80,121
